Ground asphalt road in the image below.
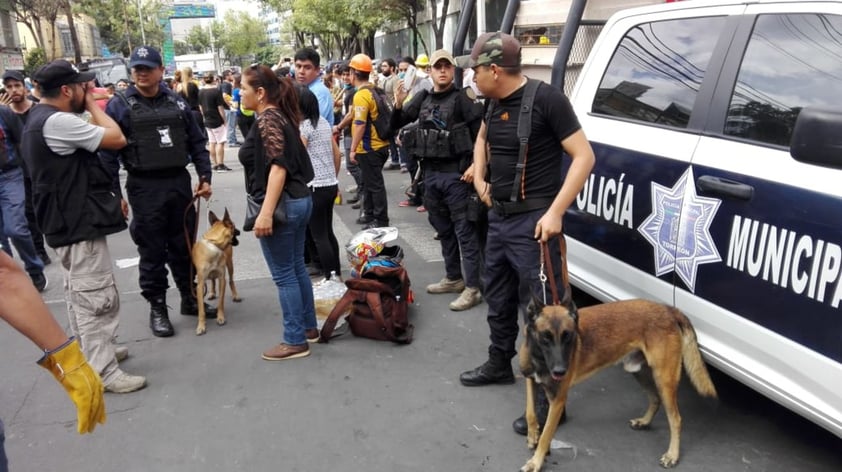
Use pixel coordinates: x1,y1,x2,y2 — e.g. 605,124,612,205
1,147,840,471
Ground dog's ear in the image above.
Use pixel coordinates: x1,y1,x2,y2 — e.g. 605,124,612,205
223,208,231,223
565,298,579,324
526,294,545,324
208,210,219,225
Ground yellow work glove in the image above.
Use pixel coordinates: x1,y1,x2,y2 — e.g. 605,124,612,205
37,338,106,434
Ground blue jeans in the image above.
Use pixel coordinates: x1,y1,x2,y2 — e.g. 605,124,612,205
226,110,238,144
258,195,317,345
0,167,43,275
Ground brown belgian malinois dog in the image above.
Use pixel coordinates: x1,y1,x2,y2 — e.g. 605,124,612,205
192,209,240,335
517,297,718,472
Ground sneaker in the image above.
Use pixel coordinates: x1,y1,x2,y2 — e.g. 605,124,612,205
262,343,310,361
427,277,465,294
219,164,233,172
115,346,129,362
398,200,415,207
30,272,48,292
417,205,427,213
227,142,241,147
449,287,483,311
305,329,320,343
213,164,221,172
345,185,358,194
104,371,147,393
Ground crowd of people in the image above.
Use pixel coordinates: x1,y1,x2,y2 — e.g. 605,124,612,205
1,32,594,466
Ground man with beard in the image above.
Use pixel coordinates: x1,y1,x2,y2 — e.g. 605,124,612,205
22,60,146,393
3,70,50,266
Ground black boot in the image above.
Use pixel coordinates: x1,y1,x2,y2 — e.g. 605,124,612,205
150,299,174,337
512,387,566,435
180,293,218,318
459,353,515,386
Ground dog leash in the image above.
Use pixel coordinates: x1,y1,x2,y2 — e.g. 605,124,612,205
539,235,571,306
183,177,208,299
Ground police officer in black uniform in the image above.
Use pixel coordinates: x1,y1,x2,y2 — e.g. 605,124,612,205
392,49,485,311
458,33,595,434
101,46,215,338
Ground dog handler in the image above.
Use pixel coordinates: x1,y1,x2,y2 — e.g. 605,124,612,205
457,33,595,433
22,60,146,393
102,46,216,338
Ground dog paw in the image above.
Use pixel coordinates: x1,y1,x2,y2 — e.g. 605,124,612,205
196,326,207,336
520,458,541,472
527,433,538,450
659,453,679,468
216,318,226,326
629,418,651,430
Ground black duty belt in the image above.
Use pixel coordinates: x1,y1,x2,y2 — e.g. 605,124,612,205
126,167,187,179
423,160,461,173
492,197,554,217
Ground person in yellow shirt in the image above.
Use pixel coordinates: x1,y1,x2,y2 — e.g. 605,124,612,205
348,54,391,229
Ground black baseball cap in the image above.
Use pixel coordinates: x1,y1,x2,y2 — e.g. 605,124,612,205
2,70,25,83
34,60,95,90
129,45,163,68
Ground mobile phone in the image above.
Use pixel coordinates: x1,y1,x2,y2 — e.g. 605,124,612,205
402,65,416,92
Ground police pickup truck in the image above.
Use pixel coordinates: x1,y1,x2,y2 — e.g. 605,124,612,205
563,0,842,438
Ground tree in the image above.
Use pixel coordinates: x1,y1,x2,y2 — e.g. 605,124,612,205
217,11,268,67
62,0,83,63
174,40,191,56
24,48,48,77
79,0,167,56
427,0,449,51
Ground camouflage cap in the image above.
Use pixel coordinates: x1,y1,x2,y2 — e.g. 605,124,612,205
461,32,521,68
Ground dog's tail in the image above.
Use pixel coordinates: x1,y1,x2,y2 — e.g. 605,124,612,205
674,309,718,399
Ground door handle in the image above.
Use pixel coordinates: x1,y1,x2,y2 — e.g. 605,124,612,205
696,175,753,200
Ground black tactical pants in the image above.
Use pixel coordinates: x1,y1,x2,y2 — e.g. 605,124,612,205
483,208,567,360
126,170,196,301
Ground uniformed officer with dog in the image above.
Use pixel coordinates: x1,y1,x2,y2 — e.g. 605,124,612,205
457,33,595,434
392,49,484,311
102,46,216,338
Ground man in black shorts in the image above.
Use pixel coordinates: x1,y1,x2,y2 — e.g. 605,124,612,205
457,32,595,434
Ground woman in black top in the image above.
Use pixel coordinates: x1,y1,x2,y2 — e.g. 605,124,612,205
178,67,204,135
238,64,317,361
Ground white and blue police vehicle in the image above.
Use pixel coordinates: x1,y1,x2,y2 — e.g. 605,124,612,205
564,0,842,438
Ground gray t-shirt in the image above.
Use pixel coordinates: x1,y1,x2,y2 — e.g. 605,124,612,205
42,112,105,156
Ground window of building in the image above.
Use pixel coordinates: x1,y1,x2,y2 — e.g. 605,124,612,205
725,14,842,146
592,16,726,129
59,25,75,57
0,11,15,47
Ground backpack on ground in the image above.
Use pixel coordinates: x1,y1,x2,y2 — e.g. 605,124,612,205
319,246,413,344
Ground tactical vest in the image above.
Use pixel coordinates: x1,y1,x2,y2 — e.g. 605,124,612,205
21,104,126,248
117,92,189,173
402,89,473,160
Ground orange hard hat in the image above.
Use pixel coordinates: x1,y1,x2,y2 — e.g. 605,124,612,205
349,53,373,73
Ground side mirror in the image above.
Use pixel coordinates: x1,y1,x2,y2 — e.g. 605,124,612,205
790,107,842,169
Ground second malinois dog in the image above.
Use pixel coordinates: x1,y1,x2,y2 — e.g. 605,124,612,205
518,298,717,471
192,209,240,335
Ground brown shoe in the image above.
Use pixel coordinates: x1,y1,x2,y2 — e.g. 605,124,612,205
262,343,310,361
305,329,320,343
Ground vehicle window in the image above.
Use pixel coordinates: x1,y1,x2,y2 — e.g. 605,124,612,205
725,14,842,146
592,17,727,128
